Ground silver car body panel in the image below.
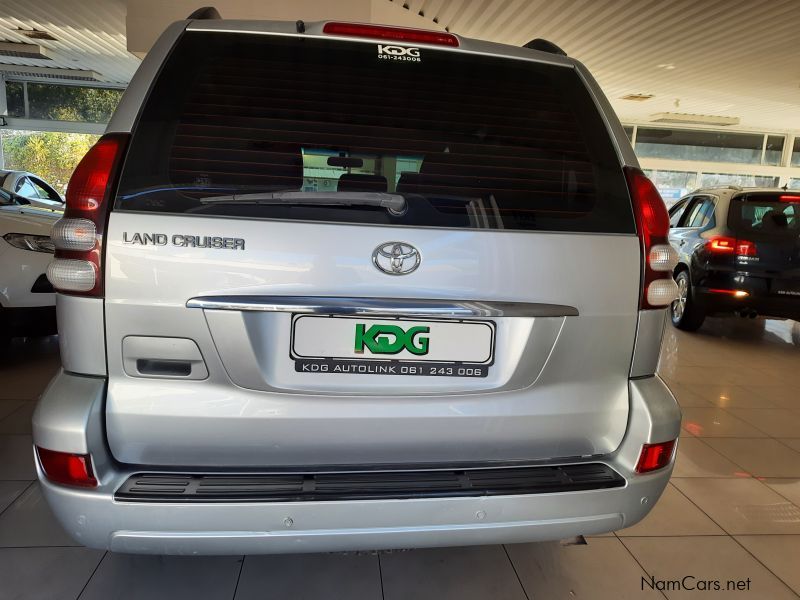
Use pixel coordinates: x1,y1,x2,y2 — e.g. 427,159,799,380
630,309,667,377
35,369,678,554
103,211,641,465
56,294,106,375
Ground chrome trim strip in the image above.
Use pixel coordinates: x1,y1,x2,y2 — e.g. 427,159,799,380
186,296,579,318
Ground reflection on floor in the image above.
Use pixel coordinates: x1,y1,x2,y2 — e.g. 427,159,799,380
0,319,799,599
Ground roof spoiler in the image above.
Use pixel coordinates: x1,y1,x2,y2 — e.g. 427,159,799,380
187,6,221,20
523,38,567,56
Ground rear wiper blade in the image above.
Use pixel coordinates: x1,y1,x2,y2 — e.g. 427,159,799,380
200,191,406,216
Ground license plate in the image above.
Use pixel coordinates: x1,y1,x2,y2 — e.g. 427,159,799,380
291,315,495,377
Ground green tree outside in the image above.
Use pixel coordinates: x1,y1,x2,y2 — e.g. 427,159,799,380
2,82,122,193
2,131,99,194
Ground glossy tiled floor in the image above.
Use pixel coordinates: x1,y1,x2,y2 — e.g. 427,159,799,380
1,318,799,599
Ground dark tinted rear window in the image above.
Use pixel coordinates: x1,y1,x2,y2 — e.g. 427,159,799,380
730,194,800,234
115,31,634,233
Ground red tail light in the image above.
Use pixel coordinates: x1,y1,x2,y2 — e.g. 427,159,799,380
322,22,459,47
624,167,679,309
635,439,676,474
707,236,757,257
708,237,735,253
36,447,98,487
46,133,129,297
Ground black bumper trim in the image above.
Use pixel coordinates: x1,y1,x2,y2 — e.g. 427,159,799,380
114,463,625,503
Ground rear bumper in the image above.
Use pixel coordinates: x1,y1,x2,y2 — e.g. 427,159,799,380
32,371,680,554
696,281,800,319
695,270,800,319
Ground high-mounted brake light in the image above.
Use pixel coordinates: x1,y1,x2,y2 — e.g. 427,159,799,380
36,447,97,487
779,195,800,202
47,133,129,297
635,439,676,474
322,22,459,47
624,167,679,309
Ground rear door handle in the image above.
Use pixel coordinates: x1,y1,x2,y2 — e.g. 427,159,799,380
122,336,208,380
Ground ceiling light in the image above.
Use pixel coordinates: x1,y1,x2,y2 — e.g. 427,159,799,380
657,63,676,70
0,41,51,60
650,112,740,126
621,93,655,102
0,65,98,82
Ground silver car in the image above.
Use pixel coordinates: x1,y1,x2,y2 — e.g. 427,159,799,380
34,16,681,555
0,170,65,211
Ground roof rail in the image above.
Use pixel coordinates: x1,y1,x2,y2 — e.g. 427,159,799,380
725,185,743,191
187,6,221,19
523,38,567,56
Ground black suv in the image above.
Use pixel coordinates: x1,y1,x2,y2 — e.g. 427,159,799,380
668,188,800,330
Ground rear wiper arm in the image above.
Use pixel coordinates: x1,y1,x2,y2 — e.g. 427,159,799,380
200,191,407,216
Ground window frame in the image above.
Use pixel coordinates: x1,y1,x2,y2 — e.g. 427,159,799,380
677,195,716,229
28,176,62,202
669,197,691,228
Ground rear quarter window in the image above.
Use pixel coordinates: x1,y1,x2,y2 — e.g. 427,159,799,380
115,31,634,234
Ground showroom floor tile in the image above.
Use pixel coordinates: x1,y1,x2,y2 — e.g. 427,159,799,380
735,536,800,596
670,437,748,478
670,478,800,535
0,319,798,599
379,546,527,600
690,384,781,409
0,400,36,435
78,554,244,600
702,438,800,478
0,434,37,480
234,553,383,600
726,408,800,438
0,483,79,547
616,484,725,537
0,480,31,513
506,537,664,599
679,407,768,438
621,536,798,599
0,547,104,600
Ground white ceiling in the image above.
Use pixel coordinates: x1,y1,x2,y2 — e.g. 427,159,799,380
0,0,139,85
0,0,798,132
396,0,800,133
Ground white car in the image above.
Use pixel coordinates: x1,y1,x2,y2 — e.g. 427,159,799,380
0,170,65,211
0,187,59,341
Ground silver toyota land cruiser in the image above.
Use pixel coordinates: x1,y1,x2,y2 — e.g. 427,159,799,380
34,16,681,555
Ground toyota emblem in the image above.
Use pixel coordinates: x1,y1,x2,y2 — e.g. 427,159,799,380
372,242,421,275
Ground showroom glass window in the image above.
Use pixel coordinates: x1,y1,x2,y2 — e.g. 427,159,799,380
792,138,800,167
637,128,765,165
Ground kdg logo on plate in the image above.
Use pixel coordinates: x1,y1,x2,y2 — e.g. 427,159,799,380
354,323,430,355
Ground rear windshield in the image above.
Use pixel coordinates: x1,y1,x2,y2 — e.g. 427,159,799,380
730,194,800,235
115,31,634,234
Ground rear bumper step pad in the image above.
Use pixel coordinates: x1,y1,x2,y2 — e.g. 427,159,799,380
114,463,624,503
